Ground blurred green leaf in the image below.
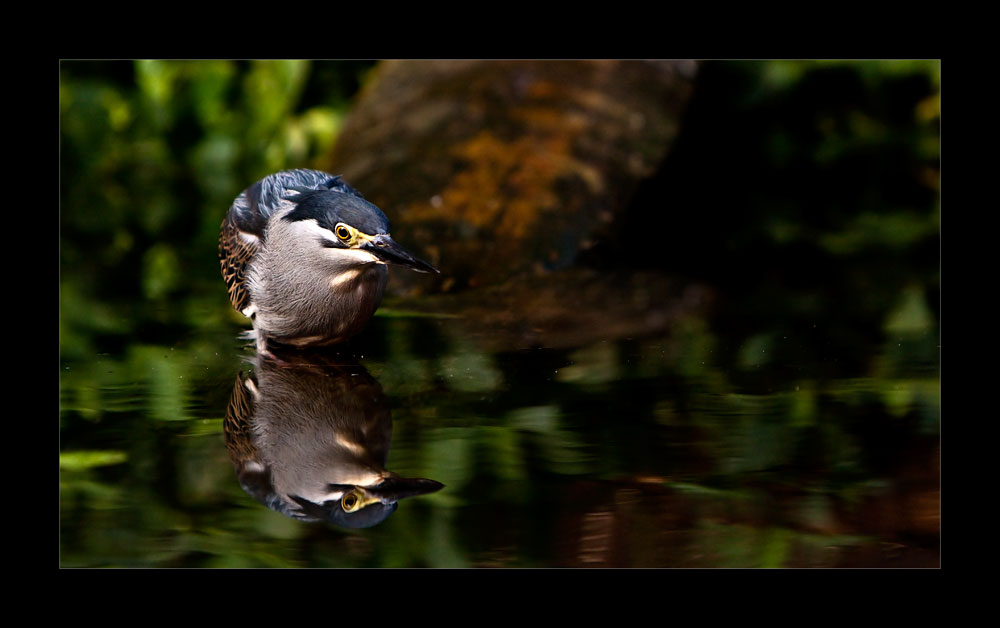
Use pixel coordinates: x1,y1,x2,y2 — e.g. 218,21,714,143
439,350,503,393
759,527,792,568
820,212,938,255
884,284,935,336
60,450,128,471
788,384,817,427
142,244,181,300
557,341,619,385
739,333,775,369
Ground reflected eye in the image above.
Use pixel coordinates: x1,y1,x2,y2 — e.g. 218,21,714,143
342,492,360,512
335,224,353,242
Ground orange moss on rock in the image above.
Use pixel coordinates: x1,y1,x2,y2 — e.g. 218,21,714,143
326,60,697,293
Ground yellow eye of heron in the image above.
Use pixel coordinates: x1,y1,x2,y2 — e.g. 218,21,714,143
342,493,360,511
335,225,353,242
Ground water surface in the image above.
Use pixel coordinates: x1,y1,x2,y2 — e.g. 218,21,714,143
59,288,939,568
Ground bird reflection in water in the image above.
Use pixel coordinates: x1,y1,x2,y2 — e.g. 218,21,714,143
224,348,443,528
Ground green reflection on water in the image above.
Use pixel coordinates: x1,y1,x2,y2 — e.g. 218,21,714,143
59,313,938,567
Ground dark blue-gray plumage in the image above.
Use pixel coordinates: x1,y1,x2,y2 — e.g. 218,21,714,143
282,188,389,237
219,169,438,354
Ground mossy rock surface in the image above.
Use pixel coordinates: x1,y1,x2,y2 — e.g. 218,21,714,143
327,60,698,294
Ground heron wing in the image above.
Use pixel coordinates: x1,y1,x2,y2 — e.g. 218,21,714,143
223,371,259,466
219,169,361,313
219,200,261,313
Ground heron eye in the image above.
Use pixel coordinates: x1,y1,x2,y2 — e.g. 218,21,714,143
342,493,360,511
335,225,353,241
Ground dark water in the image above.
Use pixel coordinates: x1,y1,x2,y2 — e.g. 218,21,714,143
59,287,939,568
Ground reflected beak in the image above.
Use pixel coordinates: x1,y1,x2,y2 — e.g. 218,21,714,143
363,476,445,503
363,235,439,274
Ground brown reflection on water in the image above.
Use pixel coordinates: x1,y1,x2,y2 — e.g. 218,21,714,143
548,462,939,568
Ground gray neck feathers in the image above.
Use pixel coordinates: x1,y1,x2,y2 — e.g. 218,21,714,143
247,206,388,342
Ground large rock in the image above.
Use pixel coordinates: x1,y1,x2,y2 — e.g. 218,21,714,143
326,60,698,294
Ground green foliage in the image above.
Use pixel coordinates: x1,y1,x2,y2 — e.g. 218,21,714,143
625,61,940,368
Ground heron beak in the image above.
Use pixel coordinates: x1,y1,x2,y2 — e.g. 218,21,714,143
363,476,445,503
363,235,439,274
